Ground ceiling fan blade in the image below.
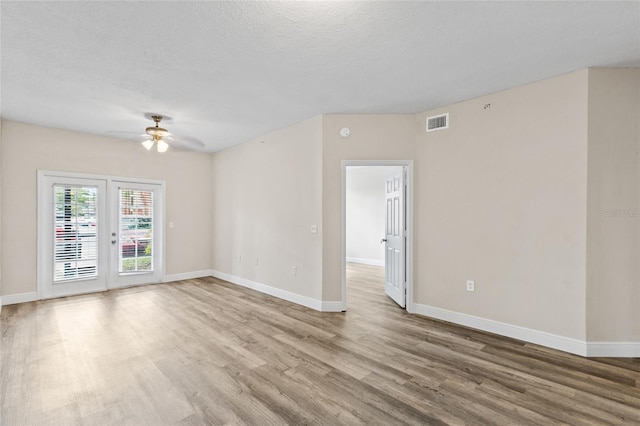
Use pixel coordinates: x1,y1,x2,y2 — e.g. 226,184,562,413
105,131,151,142
105,130,140,138
170,136,206,150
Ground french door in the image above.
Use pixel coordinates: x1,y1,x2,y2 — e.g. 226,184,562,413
109,181,163,287
38,171,164,299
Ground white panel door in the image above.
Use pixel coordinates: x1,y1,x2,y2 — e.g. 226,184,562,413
38,175,108,299
109,181,163,288
384,169,406,307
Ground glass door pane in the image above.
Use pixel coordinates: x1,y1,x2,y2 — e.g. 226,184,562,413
53,185,99,282
118,189,153,273
39,173,108,299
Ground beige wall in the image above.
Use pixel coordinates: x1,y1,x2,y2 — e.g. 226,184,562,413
211,116,323,300
1,120,213,296
586,68,640,341
0,119,3,299
415,71,590,340
322,114,416,301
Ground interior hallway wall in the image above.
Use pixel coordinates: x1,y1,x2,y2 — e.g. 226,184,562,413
322,115,417,301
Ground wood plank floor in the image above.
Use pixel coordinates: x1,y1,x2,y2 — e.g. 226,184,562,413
2,263,640,425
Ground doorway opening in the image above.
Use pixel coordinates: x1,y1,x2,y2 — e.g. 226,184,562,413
341,160,414,312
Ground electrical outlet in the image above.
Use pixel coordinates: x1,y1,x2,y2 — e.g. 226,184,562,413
466,280,475,292
292,266,297,276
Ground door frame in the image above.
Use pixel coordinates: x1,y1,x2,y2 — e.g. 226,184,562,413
36,170,166,300
341,160,414,312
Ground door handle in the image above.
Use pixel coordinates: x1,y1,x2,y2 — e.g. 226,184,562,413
380,238,387,244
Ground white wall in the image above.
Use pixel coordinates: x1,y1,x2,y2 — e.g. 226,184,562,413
211,116,324,303
322,115,417,301
0,119,3,307
1,120,213,298
586,68,640,342
346,166,401,266
415,70,589,340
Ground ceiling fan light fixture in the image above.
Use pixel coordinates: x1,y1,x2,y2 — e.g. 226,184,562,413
145,115,170,139
145,126,169,138
157,139,169,153
140,115,173,153
142,139,154,150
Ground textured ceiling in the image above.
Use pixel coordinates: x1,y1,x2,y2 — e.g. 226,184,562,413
1,1,639,152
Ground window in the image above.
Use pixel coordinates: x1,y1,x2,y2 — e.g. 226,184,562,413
119,189,153,272
53,185,98,282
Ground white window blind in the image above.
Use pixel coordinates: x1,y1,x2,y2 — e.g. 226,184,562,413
119,189,153,273
53,185,98,282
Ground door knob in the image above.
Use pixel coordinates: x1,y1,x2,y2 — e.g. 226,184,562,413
380,238,387,244
111,240,117,244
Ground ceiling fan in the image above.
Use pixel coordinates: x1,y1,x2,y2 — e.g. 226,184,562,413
141,115,174,152
107,114,206,152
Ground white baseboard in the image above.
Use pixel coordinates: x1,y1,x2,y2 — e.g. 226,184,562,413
346,257,384,267
0,271,216,307
163,270,214,283
321,301,346,312
586,342,640,358
1,292,38,306
410,302,588,357
210,270,340,312
410,303,640,358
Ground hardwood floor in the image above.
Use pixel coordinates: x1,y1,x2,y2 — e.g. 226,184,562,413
2,263,639,425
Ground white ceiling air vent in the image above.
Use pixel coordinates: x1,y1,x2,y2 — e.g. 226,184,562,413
426,113,449,132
